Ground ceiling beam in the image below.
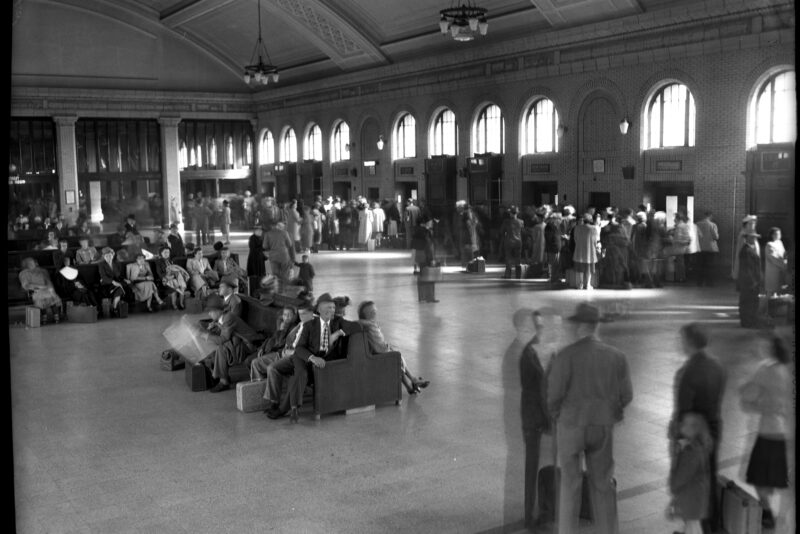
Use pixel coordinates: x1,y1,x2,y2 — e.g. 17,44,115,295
160,0,237,28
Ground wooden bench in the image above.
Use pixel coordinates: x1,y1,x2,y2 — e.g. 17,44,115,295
312,328,402,419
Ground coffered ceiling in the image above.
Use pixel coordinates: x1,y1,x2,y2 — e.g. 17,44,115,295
10,0,786,93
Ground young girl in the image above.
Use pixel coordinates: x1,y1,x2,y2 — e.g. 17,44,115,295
668,412,712,534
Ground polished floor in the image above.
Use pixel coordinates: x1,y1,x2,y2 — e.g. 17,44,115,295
10,234,796,533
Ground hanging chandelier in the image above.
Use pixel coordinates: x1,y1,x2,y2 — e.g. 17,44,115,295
243,0,279,86
438,2,488,42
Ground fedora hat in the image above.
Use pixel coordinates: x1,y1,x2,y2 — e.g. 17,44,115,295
316,292,335,306
567,302,607,324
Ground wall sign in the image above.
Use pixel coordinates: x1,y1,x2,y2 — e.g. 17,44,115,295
65,189,76,205
592,159,605,173
529,163,551,174
655,160,682,171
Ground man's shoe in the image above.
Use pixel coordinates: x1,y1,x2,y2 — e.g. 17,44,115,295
209,382,230,393
289,407,299,423
263,402,279,415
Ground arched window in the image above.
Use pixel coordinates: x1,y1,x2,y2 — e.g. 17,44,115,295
393,113,416,159
281,128,297,162
524,98,558,154
430,109,458,156
260,130,275,164
188,146,196,168
208,138,217,167
306,124,322,161
195,143,203,167
179,142,188,170
646,83,696,148
332,121,350,162
755,70,796,144
225,136,234,168
243,135,252,166
475,104,504,154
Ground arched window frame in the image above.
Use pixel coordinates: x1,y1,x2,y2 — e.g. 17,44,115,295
474,104,504,154
195,143,203,167
645,83,696,149
280,128,297,163
523,98,559,154
306,124,323,161
429,108,459,156
753,70,796,145
393,113,416,160
243,135,252,166
208,138,217,168
260,129,275,165
332,121,350,162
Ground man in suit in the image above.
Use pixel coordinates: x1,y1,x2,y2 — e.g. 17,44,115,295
245,306,299,381
737,229,763,328
547,302,633,534
261,303,316,409
695,212,719,287
214,247,247,289
263,221,296,289
218,277,242,318
669,322,726,534
202,294,264,393
265,293,351,422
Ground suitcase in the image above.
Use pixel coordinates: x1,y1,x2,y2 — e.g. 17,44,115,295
236,380,270,413
160,349,185,371
118,301,128,318
565,268,579,289
184,296,203,314
68,304,98,323
419,266,443,282
101,298,112,318
417,282,436,302
25,306,41,328
466,258,485,273
185,361,213,391
717,475,762,534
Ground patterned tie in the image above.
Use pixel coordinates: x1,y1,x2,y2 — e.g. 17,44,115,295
321,321,329,353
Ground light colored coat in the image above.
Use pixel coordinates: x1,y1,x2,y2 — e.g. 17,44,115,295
572,223,600,264
764,240,787,295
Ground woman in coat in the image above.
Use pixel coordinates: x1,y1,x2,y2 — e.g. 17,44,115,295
284,200,302,252
764,227,787,296
357,201,373,247
186,247,218,298
571,214,600,290
19,257,63,323
98,247,126,317
154,246,188,310
126,253,163,312
300,204,314,252
247,227,267,278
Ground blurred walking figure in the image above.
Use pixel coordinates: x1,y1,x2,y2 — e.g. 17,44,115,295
739,332,792,530
669,323,726,533
548,302,633,534
764,227,787,296
737,228,763,328
694,212,719,287
668,413,713,534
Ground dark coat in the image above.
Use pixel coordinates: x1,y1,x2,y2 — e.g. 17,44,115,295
293,316,355,361
671,351,726,440
247,234,266,277
167,233,185,258
520,341,550,436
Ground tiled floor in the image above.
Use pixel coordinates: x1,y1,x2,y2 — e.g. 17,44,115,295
10,235,796,533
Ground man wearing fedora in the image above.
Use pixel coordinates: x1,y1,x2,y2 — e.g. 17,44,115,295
547,302,633,534
737,229,763,328
201,294,264,393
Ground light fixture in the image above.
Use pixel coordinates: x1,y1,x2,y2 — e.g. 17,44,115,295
556,124,567,138
438,2,488,42
376,135,385,151
619,117,630,135
243,0,279,87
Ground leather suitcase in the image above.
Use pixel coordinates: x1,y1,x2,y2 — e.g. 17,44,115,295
68,304,98,323
184,296,203,314
565,268,578,289
25,306,41,328
185,361,213,391
101,298,112,318
118,301,129,318
160,349,185,371
466,258,485,273
236,380,270,413
717,475,762,534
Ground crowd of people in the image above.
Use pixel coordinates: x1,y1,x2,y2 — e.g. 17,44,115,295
507,304,791,533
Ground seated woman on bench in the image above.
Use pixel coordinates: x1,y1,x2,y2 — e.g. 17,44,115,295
19,257,63,324
357,300,430,395
98,247,126,317
154,246,189,310
126,253,164,312
56,256,97,308
75,237,101,265
186,247,219,298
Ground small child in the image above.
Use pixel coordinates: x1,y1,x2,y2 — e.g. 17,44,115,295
668,412,712,534
293,254,316,293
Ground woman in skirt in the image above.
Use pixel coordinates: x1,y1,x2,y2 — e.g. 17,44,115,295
739,332,792,529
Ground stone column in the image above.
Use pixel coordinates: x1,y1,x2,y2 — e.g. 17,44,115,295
53,115,80,226
250,118,260,194
159,117,183,232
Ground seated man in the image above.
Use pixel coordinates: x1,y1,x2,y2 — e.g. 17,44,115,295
75,236,100,265
246,306,299,380
357,300,429,395
214,246,248,289
265,293,352,422
199,276,241,329
200,294,265,393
